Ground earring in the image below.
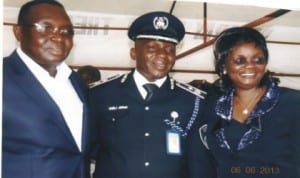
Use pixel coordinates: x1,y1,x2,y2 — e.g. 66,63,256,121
223,70,227,75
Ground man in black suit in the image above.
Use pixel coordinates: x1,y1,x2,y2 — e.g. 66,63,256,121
2,1,91,178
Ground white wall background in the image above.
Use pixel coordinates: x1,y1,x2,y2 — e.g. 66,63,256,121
3,7,300,89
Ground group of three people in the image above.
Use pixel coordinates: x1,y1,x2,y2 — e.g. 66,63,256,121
2,0,300,178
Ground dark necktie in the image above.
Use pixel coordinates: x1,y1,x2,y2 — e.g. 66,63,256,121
143,83,158,101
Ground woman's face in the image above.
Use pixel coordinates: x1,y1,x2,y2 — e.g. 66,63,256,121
224,42,267,89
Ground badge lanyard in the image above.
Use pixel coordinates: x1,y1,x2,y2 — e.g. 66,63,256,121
165,97,201,155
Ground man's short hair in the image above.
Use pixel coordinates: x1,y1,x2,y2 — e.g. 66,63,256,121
17,0,65,25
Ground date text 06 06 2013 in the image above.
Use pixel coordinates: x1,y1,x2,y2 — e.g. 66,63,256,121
230,166,280,175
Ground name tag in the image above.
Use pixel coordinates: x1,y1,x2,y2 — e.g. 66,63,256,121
166,130,181,155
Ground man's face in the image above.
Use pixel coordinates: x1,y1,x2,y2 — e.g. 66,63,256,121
14,4,74,72
130,40,176,82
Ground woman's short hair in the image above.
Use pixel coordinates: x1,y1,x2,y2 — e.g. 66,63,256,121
213,27,276,90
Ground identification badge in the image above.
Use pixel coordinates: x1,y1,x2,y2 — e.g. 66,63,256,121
166,130,181,155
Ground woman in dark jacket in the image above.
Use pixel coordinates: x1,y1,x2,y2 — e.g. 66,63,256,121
187,27,300,178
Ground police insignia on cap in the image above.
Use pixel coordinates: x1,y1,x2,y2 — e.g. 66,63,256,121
128,11,185,44
153,16,168,30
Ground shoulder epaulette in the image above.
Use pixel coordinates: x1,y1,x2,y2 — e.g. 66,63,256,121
175,81,206,99
90,74,123,88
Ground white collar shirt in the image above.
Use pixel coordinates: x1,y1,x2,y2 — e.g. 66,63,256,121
17,47,83,151
133,69,166,99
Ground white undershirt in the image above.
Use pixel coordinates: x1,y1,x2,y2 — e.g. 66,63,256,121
133,70,166,99
17,47,83,151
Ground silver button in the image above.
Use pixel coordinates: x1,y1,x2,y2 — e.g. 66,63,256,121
144,162,150,166
145,106,149,110
144,132,150,137
112,118,116,122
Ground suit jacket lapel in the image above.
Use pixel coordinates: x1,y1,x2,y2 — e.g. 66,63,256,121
69,72,89,152
123,72,146,102
69,72,87,103
8,51,81,149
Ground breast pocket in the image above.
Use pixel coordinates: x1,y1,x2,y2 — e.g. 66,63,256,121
98,109,130,145
100,109,130,129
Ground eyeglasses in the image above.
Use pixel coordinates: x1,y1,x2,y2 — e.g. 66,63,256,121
22,23,74,37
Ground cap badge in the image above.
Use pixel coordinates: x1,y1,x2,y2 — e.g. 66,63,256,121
153,16,169,30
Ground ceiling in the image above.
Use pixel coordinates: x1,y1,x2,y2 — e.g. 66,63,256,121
4,0,300,28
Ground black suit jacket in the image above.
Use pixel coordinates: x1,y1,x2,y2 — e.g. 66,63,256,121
2,50,91,178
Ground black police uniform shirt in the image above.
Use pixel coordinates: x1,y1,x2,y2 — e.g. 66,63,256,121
187,82,300,178
89,71,205,178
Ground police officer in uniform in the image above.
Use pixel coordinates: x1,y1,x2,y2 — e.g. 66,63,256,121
89,11,206,178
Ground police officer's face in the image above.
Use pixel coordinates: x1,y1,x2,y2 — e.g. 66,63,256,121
13,4,74,74
224,42,267,90
130,40,176,82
